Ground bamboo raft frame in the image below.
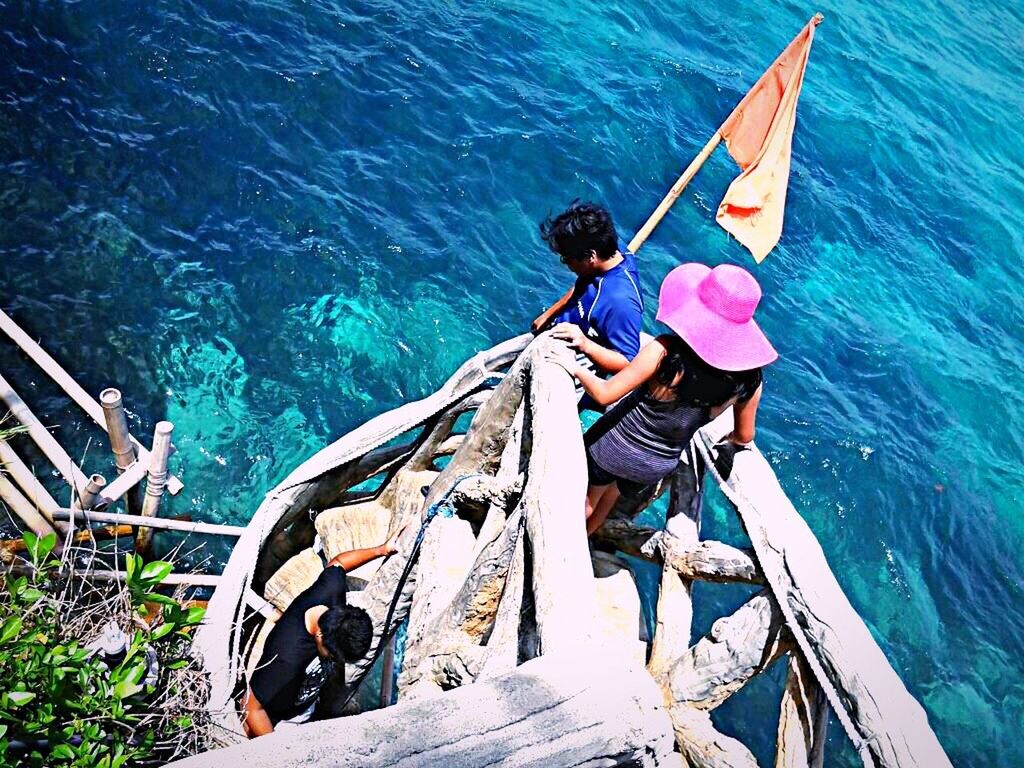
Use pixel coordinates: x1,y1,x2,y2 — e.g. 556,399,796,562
173,334,952,768
0,308,185,557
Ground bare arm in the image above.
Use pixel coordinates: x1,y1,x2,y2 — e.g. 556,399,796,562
531,287,575,334
717,384,762,445
326,527,402,571
578,341,630,374
244,690,274,738
549,323,631,374
567,338,666,406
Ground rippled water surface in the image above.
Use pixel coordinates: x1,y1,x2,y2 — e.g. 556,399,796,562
2,1,1022,764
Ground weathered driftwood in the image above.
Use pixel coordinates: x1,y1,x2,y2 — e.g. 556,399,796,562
670,706,758,768
590,551,649,667
695,416,954,768
598,519,763,585
666,590,791,711
0,309,183,495
396,349,529,689
399,508,524,693
270,441,417,584
663,539,763,585
517,343,597,654
654,535,763,586
647,466,699,682
171,653,677,768
193,330,952,767
775,652,827,768
663,587,789,768
399,405,527,694
364,346,532,708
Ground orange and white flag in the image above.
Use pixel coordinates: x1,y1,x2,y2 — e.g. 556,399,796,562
717,15,822,263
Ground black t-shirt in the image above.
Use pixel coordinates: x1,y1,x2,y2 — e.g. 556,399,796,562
249,566,347,723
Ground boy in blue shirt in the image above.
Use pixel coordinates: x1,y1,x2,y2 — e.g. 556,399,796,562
531,201,644,375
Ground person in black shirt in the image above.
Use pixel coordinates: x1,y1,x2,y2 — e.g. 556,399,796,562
244,532,400,738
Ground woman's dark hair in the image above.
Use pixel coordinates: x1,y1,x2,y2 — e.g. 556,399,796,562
655,336,762,408
319,605,373,663
539,200,618,262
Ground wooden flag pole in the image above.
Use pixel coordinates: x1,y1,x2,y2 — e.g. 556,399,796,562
628,12,823,256
628,131,722,254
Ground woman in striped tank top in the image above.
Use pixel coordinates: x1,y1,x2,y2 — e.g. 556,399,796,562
552,262,778,535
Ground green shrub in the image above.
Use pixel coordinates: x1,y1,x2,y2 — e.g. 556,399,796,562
0,532,208,767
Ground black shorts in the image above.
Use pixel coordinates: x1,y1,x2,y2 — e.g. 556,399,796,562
586,449,650,497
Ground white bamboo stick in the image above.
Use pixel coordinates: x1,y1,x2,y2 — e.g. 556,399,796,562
0,437,61,525
628,131,723,253
0,472,57,540
96,460,149,506
1,565,220,587
136,421,173,554
52,508,244,537
0,370,92,498
100,388,136,470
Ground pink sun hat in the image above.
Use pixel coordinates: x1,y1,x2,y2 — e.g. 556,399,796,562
655,263,778,371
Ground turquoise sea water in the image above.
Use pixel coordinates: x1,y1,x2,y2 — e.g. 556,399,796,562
1,0,1022,764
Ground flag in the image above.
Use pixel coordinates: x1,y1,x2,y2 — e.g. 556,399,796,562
716,14,822,263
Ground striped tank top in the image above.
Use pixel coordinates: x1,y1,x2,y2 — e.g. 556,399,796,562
585,388,711,485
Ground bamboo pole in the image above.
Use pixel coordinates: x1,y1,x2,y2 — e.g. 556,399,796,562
136,421,173,555
0,309,183,495
100,389,135,470
52,508,244,537
73,473,107,511
1,563,220,587
96,460,149,506
0,371,92,499
627,131,723,254
100,388,141,513
0,472,57,540
0,437,61,526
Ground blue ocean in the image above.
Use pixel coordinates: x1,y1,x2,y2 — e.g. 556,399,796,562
1,0,1022,765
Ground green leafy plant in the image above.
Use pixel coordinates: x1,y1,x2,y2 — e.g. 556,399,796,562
0,534,208,767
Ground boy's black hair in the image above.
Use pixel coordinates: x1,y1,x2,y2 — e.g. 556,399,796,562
319,605,373,663
655,336,763,408
539,200,619,262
